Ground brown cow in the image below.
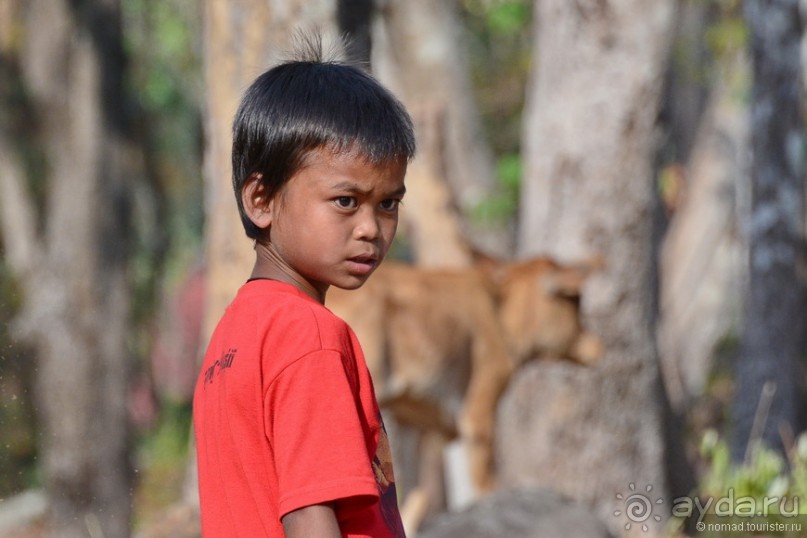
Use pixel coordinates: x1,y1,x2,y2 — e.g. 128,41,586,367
326,257,601,532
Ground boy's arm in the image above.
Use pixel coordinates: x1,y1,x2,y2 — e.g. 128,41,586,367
281,502,342,538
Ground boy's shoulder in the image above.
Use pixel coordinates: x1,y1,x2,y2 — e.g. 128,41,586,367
229,279,353,350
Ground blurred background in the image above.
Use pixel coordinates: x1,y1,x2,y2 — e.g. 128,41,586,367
1,0,806,536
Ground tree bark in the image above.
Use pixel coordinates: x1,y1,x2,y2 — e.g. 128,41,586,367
658,53,750,412
662,0,715,167
338,0,375,64
0,0,136,536
729,0,806,461
371,0,500,264
501,0,676,532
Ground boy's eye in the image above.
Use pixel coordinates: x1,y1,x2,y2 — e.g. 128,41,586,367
380,199,400,211
334,196,357,209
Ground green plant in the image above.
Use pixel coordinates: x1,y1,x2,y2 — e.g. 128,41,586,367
683,430,807,536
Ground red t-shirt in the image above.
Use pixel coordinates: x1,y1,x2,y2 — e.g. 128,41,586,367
193,279,405,537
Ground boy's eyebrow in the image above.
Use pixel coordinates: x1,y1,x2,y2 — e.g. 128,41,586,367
389,185,407,197
330,182,407,197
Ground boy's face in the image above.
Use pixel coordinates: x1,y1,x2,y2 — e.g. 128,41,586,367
261,148,406,299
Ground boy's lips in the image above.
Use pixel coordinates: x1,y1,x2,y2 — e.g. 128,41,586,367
346,254,378,275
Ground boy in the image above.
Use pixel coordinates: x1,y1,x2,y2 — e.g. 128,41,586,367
193,39,415,538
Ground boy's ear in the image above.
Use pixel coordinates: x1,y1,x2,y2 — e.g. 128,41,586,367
241,173,274,230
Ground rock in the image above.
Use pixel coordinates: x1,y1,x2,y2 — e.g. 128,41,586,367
416,487,613,538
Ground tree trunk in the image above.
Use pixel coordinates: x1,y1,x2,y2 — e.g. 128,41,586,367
662,0,715,167
0,0,135,536
500,0,676,532
371,0,501,264
729,0,806,461
658,52,750,413
338,0,375,64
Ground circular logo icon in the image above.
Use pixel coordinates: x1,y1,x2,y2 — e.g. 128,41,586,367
614,483,664,532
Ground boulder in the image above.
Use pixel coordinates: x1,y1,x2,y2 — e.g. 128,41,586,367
417,487,613,538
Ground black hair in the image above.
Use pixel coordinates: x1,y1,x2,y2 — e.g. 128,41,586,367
231,37,416,239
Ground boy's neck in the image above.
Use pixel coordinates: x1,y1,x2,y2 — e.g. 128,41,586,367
251,240,327,303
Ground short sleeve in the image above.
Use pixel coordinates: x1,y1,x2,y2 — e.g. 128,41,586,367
265,349,379,521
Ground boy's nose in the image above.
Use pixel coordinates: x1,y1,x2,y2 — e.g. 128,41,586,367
354,209,381,240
